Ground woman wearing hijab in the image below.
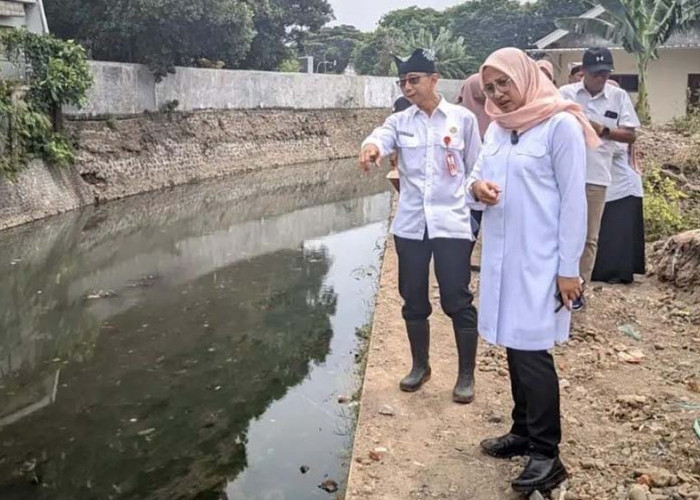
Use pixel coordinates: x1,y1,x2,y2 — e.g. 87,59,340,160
466,47,599,494
536,59,555,83
457,74,491,140
456,74,490,238
591,80,646,283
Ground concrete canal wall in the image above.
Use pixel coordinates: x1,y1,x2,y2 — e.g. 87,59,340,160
67,62,462,116
0,62,463,231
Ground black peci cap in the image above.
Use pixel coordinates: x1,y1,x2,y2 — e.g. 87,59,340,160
394,48,438,76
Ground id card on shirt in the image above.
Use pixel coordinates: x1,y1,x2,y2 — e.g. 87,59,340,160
600,110,619,130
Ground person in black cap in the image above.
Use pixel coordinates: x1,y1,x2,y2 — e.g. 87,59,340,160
560,47,640,293
359,48,482,403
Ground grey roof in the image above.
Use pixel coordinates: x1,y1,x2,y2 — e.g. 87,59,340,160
534,6,700,50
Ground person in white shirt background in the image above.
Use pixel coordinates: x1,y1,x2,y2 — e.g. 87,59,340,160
559,47,641,289
359,49,483,404
467,47,599,494
567,62,584,84
591,81,646,283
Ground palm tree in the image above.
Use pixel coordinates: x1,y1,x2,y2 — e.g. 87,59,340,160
398,27,473,79
556,0,700,123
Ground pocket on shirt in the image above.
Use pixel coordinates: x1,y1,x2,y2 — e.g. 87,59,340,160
439,135,465,151
398,135,420,148
516,145,550,179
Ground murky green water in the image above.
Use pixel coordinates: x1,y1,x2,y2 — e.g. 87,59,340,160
0,160,391,500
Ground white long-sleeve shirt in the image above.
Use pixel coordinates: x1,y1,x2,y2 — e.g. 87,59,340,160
466,112,587,351
559,82,640,187
606,142,644,202
362,97,482,240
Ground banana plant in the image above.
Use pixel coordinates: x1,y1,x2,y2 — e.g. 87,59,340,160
556,0,700,123
398,27,473,80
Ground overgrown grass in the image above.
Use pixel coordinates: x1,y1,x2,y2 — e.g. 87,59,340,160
349,322,372,420
671,108,700,136
644,163,691,241
644,111,700,241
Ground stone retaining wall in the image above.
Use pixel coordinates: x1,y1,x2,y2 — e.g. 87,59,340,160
0,107,388,230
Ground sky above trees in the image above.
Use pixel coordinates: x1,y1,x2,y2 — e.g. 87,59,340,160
329,0,489,31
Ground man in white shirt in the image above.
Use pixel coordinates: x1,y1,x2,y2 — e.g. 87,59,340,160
559,47,641,286
359,49,482,403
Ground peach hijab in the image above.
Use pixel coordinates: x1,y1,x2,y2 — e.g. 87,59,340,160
458,74,491,139
536,59,555,81
480,48,600,148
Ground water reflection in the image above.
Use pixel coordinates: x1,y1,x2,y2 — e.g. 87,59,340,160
0,159,390,499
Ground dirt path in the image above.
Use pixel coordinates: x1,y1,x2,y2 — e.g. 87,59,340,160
345,234,700,500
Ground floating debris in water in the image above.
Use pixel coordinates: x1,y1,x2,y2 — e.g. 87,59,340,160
127,274,160,288
86,290,118,300
318,479,338,493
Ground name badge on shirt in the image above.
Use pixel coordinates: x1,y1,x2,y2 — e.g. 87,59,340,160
446,152,458,177
443,136,458,176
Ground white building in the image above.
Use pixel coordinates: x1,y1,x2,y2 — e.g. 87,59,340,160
534,5,700,123
0,0,49,34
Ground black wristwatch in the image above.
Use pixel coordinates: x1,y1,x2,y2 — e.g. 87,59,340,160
600,126,611,139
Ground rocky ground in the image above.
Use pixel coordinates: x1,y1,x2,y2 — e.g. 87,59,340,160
344,124,700,500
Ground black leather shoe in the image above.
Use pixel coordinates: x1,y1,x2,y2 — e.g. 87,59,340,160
480,433,530,459
511,455,568,494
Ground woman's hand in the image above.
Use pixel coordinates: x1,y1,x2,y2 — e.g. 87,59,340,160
472,180,502,205
557,276,582,311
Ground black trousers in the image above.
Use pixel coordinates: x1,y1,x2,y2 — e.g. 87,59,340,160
394,232,477,330
507,348,561,458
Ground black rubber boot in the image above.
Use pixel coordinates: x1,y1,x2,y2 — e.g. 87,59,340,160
399,320,431,392
452,322,478,404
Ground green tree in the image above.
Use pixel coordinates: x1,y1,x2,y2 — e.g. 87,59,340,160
45,0,336,74
277,0,335,52
350,27,405,76
446,0,528,74
556,0,700,123
304,25,366,73
45,0,256,78
241,0,291,71
378,7,447,36
243,0,335,71
398,28,472,79
0,30,93,174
